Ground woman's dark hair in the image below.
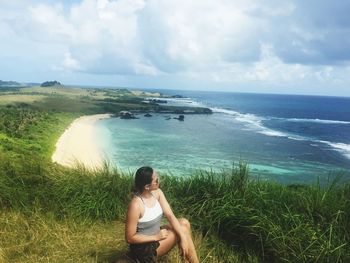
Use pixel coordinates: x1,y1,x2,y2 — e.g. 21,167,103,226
133,166,154,194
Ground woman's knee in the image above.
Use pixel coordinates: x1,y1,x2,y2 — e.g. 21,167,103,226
178,218,191,231
157,229,177,257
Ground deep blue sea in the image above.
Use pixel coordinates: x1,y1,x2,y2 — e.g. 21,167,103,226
96,90,350,184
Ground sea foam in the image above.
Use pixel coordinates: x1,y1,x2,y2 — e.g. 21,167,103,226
318,141,350,160
284,118,350,125
212,107,350,160
211,107,293,138
169,98,350,161
156,97,204,107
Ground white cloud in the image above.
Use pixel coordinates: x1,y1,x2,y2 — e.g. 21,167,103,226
24,0,268,76
29,3,76,42
26,0,148,75
62,51,81,70
179,42,343,89
1,0,350,95
139,0,264,69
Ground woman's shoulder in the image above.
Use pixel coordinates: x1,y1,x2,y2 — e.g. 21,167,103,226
129,196,142,209
151,189,162,200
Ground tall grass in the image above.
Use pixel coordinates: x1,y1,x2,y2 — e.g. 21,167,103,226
1,154,349,262
163,164,350,262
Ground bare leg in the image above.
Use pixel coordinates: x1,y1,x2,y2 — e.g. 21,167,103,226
156,226,178,257
156,218,199,262
178,218,199,263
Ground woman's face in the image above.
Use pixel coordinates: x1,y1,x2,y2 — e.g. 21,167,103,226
146,171,160,190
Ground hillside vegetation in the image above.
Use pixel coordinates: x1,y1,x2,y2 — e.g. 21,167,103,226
0,86,349,262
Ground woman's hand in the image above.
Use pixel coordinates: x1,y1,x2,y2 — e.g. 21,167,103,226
180,238,189,259
156,229,169,241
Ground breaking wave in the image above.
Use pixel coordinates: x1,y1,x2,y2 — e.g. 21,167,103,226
211,107,350,160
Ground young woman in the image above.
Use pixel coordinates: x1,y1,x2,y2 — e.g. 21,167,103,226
125,166,199,263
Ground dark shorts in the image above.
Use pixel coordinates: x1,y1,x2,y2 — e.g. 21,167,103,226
129,241,160,263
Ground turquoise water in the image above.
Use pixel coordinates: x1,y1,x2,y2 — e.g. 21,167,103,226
95,110,349,183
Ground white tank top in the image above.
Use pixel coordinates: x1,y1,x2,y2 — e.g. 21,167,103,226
136,194,163,235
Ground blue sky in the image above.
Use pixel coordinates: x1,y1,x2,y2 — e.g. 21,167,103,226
1,0,350,96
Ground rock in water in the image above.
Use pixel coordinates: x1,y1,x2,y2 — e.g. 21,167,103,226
174,115,184,121
119,111,138,119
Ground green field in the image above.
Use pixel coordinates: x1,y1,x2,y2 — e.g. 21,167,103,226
0,94,46,105
0,86,349,262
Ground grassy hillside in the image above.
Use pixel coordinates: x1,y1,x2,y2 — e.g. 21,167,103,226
1,152,349,262
0,86,349,262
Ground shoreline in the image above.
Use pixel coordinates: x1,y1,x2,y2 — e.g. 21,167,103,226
51,114,112,169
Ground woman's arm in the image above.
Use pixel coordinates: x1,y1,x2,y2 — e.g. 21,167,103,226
125,198,168,244
156,189,189,257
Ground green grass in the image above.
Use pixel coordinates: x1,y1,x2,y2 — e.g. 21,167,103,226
0,210,127,263
0,157,252,263
0,94,46,105
0,106,78,159
0,154,349,262
0,209,242,263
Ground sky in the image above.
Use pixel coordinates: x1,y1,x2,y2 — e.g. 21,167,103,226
1,0,350,96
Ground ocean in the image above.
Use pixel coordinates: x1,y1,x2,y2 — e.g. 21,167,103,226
96,90,350,184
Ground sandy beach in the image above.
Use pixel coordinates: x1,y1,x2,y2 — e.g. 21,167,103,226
52,114,112,169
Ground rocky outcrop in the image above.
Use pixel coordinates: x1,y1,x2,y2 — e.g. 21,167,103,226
174,115,185,121
119,111,138,119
